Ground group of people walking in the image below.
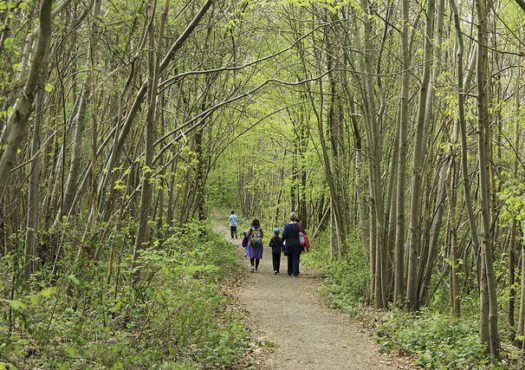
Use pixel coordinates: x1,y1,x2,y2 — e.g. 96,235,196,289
228,211,307,277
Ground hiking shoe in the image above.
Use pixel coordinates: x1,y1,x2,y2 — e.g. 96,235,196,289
255,268,260,273
251,267,255,273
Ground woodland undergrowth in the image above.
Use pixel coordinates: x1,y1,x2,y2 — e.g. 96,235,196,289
0,222,248,369
302,232,524,369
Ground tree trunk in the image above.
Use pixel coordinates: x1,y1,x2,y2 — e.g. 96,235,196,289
406,0,436,311
517,235,525,346
24,88,44,281
447,155,460,316
394,0,410,306
449,0,481,293
133,0,165,266
358,0,387,308
475,0,500,357
508,52,521,335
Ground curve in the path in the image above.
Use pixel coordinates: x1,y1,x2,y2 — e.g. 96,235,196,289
215,223,411,370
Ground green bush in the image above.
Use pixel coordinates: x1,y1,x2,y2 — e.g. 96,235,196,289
375,310,500,369
304,230,370,316
1,222,249,369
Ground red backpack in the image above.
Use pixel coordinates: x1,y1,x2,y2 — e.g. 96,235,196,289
298,223,310,251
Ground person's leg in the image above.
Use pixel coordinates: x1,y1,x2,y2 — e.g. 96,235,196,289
276,253,281,273
255,258,260,271
287,253,293,276
230,226,234,239
293,250,301,276
233,226,237,238
272,253,278,272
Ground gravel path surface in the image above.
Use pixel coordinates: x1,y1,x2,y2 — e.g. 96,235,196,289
215,223,413,370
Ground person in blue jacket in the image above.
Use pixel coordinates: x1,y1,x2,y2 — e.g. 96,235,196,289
281,212,305,277
228,210,238,239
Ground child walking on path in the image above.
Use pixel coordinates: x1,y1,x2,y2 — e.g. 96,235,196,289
269,227,283,274
244,219,264,272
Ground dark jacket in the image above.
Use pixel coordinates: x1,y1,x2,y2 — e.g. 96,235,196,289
282,222,301,252
269,235,283,254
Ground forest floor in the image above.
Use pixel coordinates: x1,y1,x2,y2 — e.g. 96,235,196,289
213,222,416,370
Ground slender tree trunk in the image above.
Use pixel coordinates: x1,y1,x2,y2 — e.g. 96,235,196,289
133,0,165,266
406,0,436,311
419,158,448,304
449,0,481,290
447,155,460,316
60,81,88,217
517,232,525,346
475,0,500,357
508,57,521,335
357,0,387,308
24,88,44,281
194,124,207,221
394,0,410,306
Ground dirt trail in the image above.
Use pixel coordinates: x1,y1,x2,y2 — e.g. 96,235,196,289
214,223,412,370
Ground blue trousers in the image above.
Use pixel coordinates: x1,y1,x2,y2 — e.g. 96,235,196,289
287,249,302,276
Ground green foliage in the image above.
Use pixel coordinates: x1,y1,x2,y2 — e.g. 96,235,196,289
375,310,501,369
304,231,370,316
498,171,525,227
0,223,249,369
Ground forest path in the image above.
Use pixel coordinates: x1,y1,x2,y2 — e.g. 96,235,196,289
213,221,412,370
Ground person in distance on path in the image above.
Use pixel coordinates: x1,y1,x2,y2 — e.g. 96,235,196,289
228,210,238,239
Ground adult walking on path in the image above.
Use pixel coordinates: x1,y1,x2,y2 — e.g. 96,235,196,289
245,218,264,272
282,212,304,277
228,210,238,239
